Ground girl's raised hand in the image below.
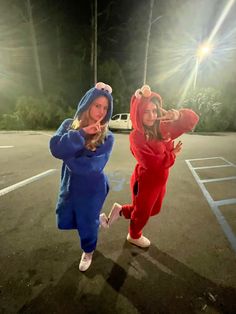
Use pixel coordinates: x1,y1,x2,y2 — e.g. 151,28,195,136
157,108,180,122
173,140,183,155
83,118,106,135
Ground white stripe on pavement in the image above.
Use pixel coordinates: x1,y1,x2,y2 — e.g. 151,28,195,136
215,198,236,207
0,169,58,197
193,164,232,170
0,146,14,148
39,132,52,137
201,176,236,183
185,157,236,254
187,157,224,161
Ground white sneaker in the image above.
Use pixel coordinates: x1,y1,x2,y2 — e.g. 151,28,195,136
108,203,122,227
79,251,93,272
99,213,109,228
127,233,150,248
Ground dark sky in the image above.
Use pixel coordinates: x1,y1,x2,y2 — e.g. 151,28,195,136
1,0,236,104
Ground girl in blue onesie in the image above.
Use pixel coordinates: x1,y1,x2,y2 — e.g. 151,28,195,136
49,82,113,271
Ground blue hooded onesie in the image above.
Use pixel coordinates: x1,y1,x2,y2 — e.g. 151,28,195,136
49,85,114,253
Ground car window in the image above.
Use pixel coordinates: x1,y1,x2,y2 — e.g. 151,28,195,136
121,114,128,120
111,115,119,120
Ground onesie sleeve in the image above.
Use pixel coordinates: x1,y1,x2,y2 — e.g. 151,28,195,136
65,131,114,175
49,119,86,160
130,131,176,171
160,109,199,140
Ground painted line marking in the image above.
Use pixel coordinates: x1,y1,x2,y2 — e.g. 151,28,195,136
0,169,58,197
0,146,14,148
193,165,232,170
185,157,236,254
187,157,225,161
201,176,236,183
39,132,52,137
189,156,235,167
215,198,236,207
220,157,236,167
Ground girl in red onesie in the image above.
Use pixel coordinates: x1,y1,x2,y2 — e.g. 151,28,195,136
104,84,199,248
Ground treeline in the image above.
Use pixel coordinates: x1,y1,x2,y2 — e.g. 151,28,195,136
0,0,236,131
1,86,236,131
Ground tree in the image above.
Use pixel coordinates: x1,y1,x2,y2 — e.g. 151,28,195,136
26,0,44,93
98,59,129,113
182,88,223,131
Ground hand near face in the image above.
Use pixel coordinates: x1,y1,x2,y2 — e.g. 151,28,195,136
157,108,180,122
83,118,106,135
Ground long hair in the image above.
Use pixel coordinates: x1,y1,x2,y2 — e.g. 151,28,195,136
143,97,163,141
70,109,108,151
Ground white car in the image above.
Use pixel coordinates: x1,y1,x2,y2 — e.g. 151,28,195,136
109,113,132,131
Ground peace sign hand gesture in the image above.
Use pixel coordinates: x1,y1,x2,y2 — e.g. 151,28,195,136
157,108,180,122
82,118,106,135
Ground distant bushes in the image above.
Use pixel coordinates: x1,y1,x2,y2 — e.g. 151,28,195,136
0,87,236,132
181,88,236,132
0,94,74,130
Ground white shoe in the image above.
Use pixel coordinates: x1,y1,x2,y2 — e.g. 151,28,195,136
79,251,93,272
99,213,109,228
127,233,150,248
108,203,122,227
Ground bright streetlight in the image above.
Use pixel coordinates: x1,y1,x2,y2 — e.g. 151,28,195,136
193,42,213,89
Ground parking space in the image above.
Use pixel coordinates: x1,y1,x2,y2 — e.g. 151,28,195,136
186,157,236,253
1,131,236,313
0,131,58,192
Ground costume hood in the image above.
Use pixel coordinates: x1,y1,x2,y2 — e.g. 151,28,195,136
130,85,162,134
74,82,113,123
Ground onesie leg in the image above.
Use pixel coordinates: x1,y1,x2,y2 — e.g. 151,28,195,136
129,180,159,239
151,185,166,216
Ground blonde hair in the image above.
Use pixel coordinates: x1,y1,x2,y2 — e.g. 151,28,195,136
70,110,108,151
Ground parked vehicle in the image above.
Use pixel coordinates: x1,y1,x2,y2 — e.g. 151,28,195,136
108,113,132,131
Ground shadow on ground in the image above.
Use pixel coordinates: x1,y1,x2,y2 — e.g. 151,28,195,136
18,243,236,314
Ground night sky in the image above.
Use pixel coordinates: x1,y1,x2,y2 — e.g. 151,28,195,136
1,0,236,116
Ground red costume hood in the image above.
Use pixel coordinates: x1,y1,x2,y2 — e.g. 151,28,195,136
130,91,162,134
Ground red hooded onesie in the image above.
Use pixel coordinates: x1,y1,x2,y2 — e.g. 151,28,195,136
121,91,199,239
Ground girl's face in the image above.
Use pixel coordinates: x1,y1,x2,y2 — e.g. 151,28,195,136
142,102,158,127
89,96,109,123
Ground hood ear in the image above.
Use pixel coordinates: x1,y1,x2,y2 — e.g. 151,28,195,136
74,82,113,122
130,85,164,134
135,89,142,99
141,85,151,97
134,85,152,99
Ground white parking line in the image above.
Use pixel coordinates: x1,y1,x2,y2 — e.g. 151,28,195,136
39,132,52,137
0,146,14,148
215,198,236,207
186,157,236,253
0,169,58,197
193,164,233,170
201,176,236,183
188,157,224,161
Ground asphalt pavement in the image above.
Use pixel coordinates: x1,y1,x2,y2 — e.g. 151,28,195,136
0,130,236,314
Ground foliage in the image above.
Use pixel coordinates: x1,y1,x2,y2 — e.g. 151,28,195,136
0,0,235,131
182,88,236,131
98,59,129,114
0,95,72,130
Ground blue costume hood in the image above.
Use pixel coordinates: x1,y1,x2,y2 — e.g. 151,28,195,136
75,82,113,123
